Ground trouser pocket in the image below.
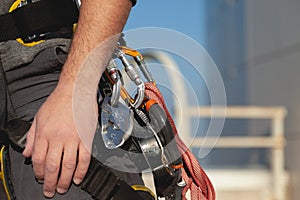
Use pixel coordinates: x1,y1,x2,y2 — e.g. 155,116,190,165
5,46,68,121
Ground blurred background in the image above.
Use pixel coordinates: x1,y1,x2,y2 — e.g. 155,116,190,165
124,0,300,199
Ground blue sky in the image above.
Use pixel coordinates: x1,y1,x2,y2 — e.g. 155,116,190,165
125,1,206,45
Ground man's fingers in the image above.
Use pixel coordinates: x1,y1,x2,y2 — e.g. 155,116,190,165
56,143,78,194
22,119,36,157
31,138,48,183
43,143,63,198
73,143,91,185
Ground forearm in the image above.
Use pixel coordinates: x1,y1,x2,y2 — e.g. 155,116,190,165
60,0,132,87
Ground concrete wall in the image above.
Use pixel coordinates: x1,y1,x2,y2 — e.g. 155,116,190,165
246,0,300,199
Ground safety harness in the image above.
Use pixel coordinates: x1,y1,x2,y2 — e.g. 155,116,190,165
0,0,215,199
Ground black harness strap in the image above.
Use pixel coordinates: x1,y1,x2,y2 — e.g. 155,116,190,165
0,0,79,42
81,157,147,200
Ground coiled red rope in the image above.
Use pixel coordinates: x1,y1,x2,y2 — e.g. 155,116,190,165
145,82,215,200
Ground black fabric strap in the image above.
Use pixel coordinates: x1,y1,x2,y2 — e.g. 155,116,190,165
81,156,147,200
0,0,79,42
0,13,19,43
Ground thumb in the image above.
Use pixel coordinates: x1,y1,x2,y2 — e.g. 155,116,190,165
22,118,36,157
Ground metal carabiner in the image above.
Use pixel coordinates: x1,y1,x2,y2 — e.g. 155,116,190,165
115,48,145,109
106,60,122,107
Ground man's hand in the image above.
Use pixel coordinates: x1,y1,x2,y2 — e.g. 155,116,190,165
22,82,95,198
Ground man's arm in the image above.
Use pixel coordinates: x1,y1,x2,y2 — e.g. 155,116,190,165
22,0,133,198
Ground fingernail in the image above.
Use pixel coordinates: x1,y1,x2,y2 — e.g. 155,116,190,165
44,191,54,198
73,178,82,185
57,187,67,194
35,177,44,184
37,179,44,184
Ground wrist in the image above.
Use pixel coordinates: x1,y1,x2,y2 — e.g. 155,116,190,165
57,66,101,99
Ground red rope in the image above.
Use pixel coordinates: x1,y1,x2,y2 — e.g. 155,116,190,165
144,82,215,200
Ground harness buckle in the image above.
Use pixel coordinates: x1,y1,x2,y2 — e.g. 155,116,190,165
22,32,52,43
